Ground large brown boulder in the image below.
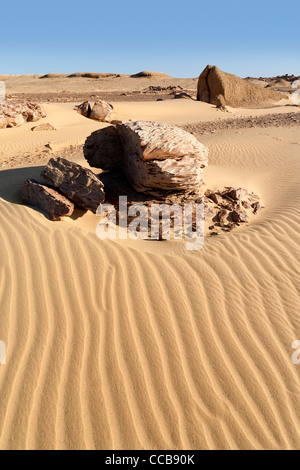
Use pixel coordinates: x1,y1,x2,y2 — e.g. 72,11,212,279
41,157,105,213
84,126,124,170
22,179,74,221
197,65,282,108
0,101,46,129
116,121,208,194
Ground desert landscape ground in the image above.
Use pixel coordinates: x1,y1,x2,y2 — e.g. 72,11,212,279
0,70,300,450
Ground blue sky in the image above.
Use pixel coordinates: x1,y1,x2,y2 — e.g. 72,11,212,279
1,0,299,77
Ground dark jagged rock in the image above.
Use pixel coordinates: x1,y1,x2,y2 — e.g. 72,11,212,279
22,178,74,221
41,157,105,213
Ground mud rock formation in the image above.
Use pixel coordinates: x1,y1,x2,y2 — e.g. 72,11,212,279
116,121,209,195
22,179,74,221
197,65,282,108
41,157,105,213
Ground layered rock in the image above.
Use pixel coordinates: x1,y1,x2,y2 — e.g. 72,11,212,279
0,101,46,129
22,179,74,221
41,157,105,213
197,65,282,108
116,121,208,195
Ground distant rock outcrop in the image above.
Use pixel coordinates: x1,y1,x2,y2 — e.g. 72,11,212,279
116,121,208,195
77,100,113,122
130,71,172,79
90,100,113,121
0,101,46,129
197,65,282,108
41,157,105,213
22,179,74,221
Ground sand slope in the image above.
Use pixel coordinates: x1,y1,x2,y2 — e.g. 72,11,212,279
0,101,300,449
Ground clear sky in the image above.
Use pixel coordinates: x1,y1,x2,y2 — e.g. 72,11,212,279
1,0,299,78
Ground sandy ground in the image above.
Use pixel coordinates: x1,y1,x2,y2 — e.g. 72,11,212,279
0,90,300,449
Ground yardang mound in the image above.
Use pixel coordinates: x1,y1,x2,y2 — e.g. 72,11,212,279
197,65,282,108
131,71,172,79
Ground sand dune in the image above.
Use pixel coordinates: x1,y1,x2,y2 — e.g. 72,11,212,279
0,98,300,449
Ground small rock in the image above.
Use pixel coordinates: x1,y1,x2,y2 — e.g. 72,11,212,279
217,209,228,225
31,123,56,131
231,210,249,223
209,192,223,204
41,157,105,213
22,178,74,221
252,201,261,214
226,188,248,200
242,200,251,209
90,100,113,122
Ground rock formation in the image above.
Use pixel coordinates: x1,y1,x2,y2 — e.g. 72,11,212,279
197,65,282,108
41,157,105,213
0,101,46,129
77,101,93,118
84,126,124,170
116,121,208,195
22,179,74,221
77,100,113,122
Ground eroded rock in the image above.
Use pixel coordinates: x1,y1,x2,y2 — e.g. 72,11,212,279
41,157,105,213
116,120,208,195
22,178,74,221
90,100,113,122
197,65,282,107
232,210,249,223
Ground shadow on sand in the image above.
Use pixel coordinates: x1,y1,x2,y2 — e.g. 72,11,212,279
0,165,86,221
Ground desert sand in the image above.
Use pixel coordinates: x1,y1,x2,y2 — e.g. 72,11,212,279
0,75,300,450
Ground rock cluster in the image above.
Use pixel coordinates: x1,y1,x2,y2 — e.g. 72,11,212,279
22,158,105,220
0,101,46,129
21,120,262,237
197,65,282,108
84,120,209,196
203,187,261,235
